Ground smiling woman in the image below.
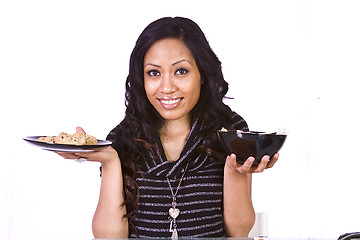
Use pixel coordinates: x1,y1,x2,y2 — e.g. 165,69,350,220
93,16,278,238
143,38,202,122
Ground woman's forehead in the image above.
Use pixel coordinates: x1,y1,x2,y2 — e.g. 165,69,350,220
144,38,195,66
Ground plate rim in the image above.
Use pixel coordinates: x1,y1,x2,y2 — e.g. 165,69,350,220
23,135,112,152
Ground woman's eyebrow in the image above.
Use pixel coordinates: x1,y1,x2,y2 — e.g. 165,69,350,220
144,59,192,68
144,63,161,68
172,59,192,66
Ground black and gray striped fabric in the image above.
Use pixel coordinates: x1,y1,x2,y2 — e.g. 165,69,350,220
129,112,248,238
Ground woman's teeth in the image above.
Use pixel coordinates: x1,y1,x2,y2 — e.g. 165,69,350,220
160,99,181,105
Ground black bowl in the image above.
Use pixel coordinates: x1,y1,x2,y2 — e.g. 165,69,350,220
217,130,287,165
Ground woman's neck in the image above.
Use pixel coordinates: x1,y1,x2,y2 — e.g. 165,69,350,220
160,117,191,139
159,117,191,161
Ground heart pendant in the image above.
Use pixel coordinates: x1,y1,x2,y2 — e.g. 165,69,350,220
169,207,180,219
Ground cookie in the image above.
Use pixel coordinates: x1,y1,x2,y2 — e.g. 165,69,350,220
37,136,55,143
72,133,89,145
84,134,98,145
54,132,74,144
38,132,98,145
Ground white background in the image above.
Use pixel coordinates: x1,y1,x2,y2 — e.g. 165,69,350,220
1,0,359,239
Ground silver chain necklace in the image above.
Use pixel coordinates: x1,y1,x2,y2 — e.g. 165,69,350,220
166,163,189,240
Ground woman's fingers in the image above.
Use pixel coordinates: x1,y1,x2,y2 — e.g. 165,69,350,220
266,153,279,169
226,153,279,174
226,154,255,173
225,153,237,169
76,126,86,134
55,146,117,165
54,151,88,163
55,151,78,159
241,156,255,172
252,155,270,173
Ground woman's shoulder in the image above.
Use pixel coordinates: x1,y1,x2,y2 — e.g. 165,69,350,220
106,124,121,141
229,111,249,131
106,118,135,141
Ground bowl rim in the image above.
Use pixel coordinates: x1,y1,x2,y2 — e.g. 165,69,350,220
217,129,287,136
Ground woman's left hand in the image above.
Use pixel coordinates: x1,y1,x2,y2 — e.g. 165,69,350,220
225,153,279,174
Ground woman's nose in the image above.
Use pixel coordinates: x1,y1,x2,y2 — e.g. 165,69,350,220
160,75,176,93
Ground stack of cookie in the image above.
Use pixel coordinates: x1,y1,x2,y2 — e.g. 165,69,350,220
37,132,98,145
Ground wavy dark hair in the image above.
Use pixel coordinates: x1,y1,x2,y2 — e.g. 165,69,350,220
107,16,235,231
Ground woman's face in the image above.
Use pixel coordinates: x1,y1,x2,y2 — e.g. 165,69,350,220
143,38,201,123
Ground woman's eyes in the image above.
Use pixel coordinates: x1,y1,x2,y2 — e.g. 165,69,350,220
146,68,189,77
147,69,161,77
175,68,189,75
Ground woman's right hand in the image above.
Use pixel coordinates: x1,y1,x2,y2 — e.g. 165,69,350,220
55,127,120,166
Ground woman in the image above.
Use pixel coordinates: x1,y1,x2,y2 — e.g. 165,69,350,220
58,17,278,238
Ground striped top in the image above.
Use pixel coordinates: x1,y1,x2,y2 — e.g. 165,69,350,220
128,112,248,238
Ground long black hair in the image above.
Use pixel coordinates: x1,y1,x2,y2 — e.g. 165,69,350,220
107,16,235,229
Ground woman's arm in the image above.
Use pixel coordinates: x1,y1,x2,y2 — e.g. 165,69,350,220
223,153,279,237
223,157,255,237
56,127,128,238
91,148,128,238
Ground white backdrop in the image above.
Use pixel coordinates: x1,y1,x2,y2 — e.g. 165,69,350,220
1,0,359,239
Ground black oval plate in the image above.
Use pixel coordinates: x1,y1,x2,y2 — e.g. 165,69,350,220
23,136,112,153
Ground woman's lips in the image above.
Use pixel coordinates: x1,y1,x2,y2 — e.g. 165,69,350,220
158,98,182,109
